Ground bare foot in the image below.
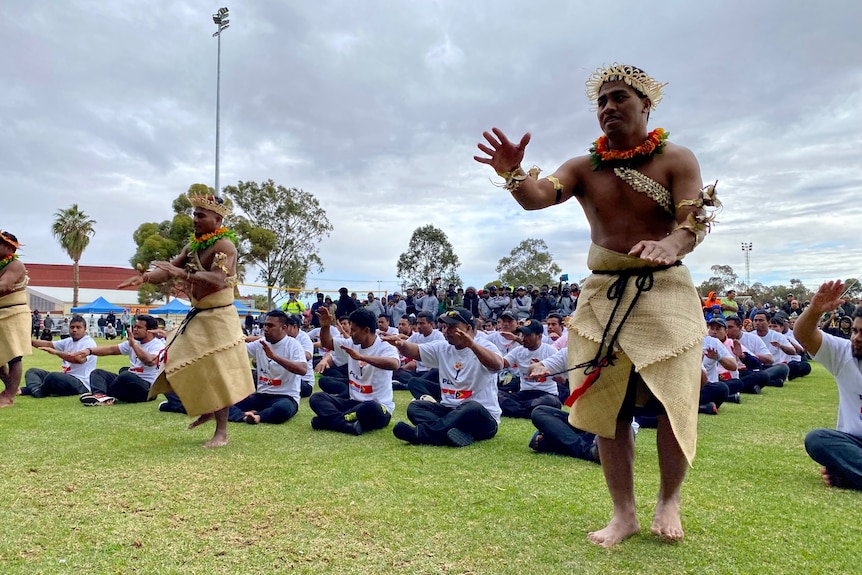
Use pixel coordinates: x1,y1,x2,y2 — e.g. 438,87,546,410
651,498,684,542
0,394,14,408
243,411,260,424
188,413,214,429
587,514,640,547
203,433,228,448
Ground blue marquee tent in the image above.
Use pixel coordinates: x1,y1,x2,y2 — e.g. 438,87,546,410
70,297,125,314
233,300,258,316
149,299,191,314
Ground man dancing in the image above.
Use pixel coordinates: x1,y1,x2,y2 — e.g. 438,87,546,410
476,64,718,546
0,231,31,406
119,193,254,447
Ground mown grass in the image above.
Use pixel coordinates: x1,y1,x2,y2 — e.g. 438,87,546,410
1,346,860,574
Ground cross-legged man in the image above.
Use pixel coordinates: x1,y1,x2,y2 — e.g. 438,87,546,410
80,314,166,405
309,307,399,435
388,307,504,447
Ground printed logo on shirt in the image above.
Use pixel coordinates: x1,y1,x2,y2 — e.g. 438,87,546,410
358,360,367,377
349,379,373,394
441,387,472,400
452,362,463,381
259,376,282,386
62,365,71,373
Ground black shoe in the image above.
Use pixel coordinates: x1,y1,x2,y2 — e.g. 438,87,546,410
446,428,474,447
393,422,419,444
310,416,324,430
726,393,741,404
344,421,363,436
698,402,718,415
752,385,762,395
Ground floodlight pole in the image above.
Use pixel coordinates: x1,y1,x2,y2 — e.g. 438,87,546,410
741,242,753,289
212,7,230,196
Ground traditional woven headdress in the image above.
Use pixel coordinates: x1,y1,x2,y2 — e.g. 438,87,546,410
189,193,231,217
0,230,23,249
585,63,667,110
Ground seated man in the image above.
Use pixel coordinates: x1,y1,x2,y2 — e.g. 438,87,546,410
735,315,790,387
699,331,737,414
795,281,862,490
284,314,315,398
388,307,503,447
710,316,767,396
309,307,399,435
230,310,307,424
80,314,166,405
769,316,812,380
24,315,96,397
376,314,398,337
398,311,445,396
498,319,560,418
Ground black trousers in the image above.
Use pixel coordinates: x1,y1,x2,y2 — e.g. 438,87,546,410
89,368,151,403
308,393,391,434
405,400,498,445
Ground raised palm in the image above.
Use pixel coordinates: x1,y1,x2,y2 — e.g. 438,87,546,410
474,128,531,174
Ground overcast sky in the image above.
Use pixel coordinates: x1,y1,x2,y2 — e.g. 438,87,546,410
3,1,861,299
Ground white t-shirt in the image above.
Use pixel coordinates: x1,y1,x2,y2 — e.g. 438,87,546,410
293,330,315,382
542,347,568,375
406,329,445,372
331,335,397,413
53,336,97,389
757,330,793,363
418,339,503,423
118,337,166,385
377,327,399,337
813,331,862,436
702,335,733,383
740,331,773,363
504,343,558,394
484,331,521,355
247,336,305,402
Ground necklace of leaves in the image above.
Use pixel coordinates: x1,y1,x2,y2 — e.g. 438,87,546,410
188,227,238,253
0,253,18,273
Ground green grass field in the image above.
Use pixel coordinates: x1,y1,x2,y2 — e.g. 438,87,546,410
1,344,860,574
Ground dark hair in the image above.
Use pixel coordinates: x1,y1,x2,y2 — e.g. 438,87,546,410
135,314,158,331
853,306,862,320
337,315,350,323
399,314,416,325
70,315,86,327
546,313,564,323
725,316,742,327
416,311,435,322
0,231,19,251
753,311,769,321
265,310,290,326
348,308,377,331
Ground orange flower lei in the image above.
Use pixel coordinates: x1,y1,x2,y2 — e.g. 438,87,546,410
589,128,668,169
188,226,238,253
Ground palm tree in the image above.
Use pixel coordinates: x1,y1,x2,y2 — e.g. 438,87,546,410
51,204,97,308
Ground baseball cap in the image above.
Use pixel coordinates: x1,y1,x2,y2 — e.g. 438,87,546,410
707,316,726,327
516,286,526,291
515,319,544,335
438,307,474,326
498,310,517,321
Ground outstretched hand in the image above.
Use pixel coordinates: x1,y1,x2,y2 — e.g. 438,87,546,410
118,274,144,289
808,280,846,315
474,128,531,174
